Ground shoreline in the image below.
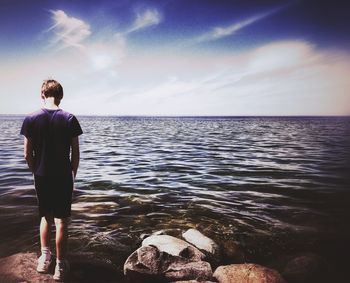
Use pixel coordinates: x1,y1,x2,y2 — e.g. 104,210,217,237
0,228,347,283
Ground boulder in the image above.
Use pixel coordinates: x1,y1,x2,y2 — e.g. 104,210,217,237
282,253,328,283
213,263,287,283
142,235,206,261
124,245,213,282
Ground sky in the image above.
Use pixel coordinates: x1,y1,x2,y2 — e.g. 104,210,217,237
0,0,350,115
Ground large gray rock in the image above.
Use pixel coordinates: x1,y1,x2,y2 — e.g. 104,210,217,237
213,263,287,283
182,229,220,263
142,235,206,261
124,245,213,282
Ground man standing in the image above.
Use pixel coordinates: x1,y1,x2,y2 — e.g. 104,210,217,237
20,79,83,281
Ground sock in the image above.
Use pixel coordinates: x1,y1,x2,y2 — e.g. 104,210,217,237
41,247,51,260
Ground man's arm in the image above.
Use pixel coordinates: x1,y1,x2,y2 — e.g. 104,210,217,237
71,136,80,179
24,137,34,173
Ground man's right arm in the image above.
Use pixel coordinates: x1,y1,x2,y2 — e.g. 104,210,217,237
24,137,34,173
71,136,80,179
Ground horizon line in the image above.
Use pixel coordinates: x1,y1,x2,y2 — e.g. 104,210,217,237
1,114,349,118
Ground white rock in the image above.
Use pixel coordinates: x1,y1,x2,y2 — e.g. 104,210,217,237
142,235,205,261
182,229,220,256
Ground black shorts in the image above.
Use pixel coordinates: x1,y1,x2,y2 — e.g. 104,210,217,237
34,175,73,218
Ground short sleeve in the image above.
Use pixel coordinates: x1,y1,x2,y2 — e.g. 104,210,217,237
68,115,83,138
20,116,32,138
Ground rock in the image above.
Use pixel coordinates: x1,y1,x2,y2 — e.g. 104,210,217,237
165,260,213,282
124,246,162,282
282,253,328,283
142,235,206,261
213,263,287,283
0,252,123,283
171,281,216,283
182,229,220,263
124,245,213,282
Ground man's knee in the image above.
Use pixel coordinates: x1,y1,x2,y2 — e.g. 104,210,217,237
54,217,69,228
42,215,53,224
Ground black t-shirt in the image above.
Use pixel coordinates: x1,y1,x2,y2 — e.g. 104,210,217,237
20,108,83,176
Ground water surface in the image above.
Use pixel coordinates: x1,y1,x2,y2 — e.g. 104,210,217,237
0,116,349,272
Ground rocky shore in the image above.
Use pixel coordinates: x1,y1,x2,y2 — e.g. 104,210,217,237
0,229,334,282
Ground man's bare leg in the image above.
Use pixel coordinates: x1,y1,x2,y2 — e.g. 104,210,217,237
40,215,53,249
54,218,68,260
37,215,53,273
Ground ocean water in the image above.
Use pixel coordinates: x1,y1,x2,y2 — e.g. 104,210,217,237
0,116,349,272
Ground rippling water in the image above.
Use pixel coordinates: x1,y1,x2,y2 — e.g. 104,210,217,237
0,116,349,271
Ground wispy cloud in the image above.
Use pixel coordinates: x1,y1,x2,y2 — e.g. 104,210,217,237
127,8,161,33
49,10,91,49
196,6,285,43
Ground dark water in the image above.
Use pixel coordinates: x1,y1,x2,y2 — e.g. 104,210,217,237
0,116,349,273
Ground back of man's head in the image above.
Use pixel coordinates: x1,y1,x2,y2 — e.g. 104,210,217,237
41,79,63,105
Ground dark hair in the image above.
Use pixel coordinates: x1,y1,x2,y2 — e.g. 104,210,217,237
41,79,63,105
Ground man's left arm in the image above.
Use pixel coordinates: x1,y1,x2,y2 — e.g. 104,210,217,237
24,137,34,173
71,136,80,179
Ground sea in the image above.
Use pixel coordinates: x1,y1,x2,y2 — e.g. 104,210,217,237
0,115,349,277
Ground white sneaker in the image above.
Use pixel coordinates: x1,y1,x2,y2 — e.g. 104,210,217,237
36,253,52,273
53,260,70,281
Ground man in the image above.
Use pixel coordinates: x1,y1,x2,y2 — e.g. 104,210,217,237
20,79,83,281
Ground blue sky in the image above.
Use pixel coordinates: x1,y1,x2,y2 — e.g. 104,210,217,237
1,0,349,115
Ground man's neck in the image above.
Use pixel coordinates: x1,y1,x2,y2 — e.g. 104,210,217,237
43,97,59,110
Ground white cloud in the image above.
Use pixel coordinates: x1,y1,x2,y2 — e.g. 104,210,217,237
49,10,91,49
196,6,285,43
127,8,161,33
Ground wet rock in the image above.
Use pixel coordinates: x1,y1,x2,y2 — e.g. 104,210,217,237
282,253,329,283
182,229,221,264
142,235,206,261
213,263,287,283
